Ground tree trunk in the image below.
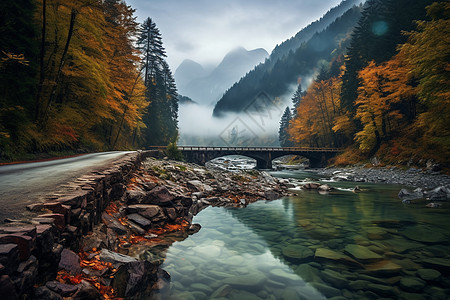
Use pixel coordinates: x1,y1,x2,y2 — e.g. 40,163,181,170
42,8,77,122
35,0,46,122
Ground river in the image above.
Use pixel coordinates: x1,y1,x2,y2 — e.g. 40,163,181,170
147,169,450,299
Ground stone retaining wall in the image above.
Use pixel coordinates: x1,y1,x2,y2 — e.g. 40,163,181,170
0,150,157,299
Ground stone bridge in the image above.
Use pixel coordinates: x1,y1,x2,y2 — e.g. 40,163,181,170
153,146,342,169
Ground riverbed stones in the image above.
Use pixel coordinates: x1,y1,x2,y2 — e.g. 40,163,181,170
367,283,396,297
399,277,426,292
320,269,348,288
417,269,441,281
310,282,341,298
401,227,447,243
314,248,360,267
282,245,314,263
344,244,383,263
223,271,266,288
295,264,322,283
421,257,450,273
364,260,402,276
269,269,301,283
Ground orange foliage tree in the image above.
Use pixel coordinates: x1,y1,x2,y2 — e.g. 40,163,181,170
33,0,146,151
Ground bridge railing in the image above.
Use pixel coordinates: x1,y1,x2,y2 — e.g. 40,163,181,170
147,146,342,152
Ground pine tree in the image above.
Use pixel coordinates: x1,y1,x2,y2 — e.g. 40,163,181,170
138,18,178,146
291,84,304,117
279,107,293,147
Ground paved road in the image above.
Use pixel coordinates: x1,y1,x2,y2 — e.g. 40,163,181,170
0,151,133,223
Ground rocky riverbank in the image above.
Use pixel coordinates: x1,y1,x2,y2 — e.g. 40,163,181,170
314,165,450,190
42,158,289,299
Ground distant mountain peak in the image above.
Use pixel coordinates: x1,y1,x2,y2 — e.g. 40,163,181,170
175,47,269,106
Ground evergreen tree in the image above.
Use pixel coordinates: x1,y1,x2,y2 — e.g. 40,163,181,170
291,84,304,117
138,18,178,146
279,107,293,147
340,0,433,114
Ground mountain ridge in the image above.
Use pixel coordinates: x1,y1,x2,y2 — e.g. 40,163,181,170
175,47,269,106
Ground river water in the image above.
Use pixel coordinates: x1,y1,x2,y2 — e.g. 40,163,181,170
150,170,450,299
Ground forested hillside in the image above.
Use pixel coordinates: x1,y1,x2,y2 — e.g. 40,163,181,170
286,0,449,166
213,4,363,116
0,0,178,161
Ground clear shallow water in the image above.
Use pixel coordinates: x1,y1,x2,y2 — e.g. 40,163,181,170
151,170,450,299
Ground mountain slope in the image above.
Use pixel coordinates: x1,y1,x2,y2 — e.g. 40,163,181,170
270,0,364,64
175,47,268,106
213,5,363,116
174,59,207,93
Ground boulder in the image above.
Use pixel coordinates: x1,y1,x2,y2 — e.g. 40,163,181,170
264,190,280,200
46,281,78,297
72,280,102,300
187,180,214,194
125,189,145,205
127,204,162,219
99,249,137,267
112,260,156,298
0,233,33,261
127,214,152,229
144,186,174,205
33,286,62,300
398,188,424,201
318,184,333,191
101,212,128,236
427,186,450,201
58,249,82,275
0,244,19,274
164,208,177,221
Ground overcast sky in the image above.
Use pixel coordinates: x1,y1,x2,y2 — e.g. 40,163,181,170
126,0,343,70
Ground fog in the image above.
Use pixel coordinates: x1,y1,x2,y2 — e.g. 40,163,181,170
178,93,292,147
177,72,316,147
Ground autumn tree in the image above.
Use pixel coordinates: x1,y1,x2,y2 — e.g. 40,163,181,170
400,1,450,155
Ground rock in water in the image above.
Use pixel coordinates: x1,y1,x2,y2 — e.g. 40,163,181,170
344,244,383,263
282,245,314,263
223,271,266,288
398,188,423,201
401,227,446,243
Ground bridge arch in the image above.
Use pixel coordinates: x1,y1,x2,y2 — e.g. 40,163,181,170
175,147,340,169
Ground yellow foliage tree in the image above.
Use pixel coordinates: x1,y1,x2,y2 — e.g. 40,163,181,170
400,1,450,153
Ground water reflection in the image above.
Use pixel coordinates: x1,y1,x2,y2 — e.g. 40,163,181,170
155,207,326,299
150,173,450,299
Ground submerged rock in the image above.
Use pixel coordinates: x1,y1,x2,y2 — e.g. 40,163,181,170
314,248,360,267
282,245,314,263
223,271,266,287
401,227,447,243
417,269,441,281
344,244,383,263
